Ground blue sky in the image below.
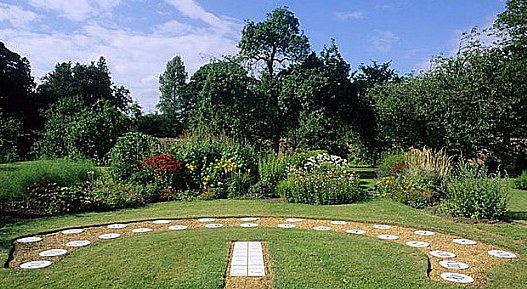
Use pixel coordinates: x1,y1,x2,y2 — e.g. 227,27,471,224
0,0,507,112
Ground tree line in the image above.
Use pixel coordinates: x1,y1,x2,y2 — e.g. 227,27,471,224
1,0,525,172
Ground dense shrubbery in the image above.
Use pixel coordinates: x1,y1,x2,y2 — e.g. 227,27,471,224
109,132,159,182
277,153,366,205
442,162,509,220
515,170,527,190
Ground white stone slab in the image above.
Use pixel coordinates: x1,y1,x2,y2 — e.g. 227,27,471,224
240,217,258,221
61,229,84,234
377,234,399,240
197,218,216,222
277,223,296,228
248,266,265,277
429,250,456,258
346,229,366,235
414,230,435,236
66,240,91,247
152,220,171,224
286,218,303,222
439,260,469,270
453,238,477,245
230,265,248,276
248,256,264,266
406,241,430,248
168,225,188,230
98,233,121,239
231,256,248,266
132,228,153,233
373,224,392,230
16,236,42,243
20,260,52,269
205,223,223,228
313,226,332,231
107,224,127,229
330,220,348,225
440,272,474,283
240,223,258,228
39,249,68,257
488,250,517,258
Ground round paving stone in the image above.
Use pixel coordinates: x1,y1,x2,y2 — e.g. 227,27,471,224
240,223,258,228
377,234,399,240
39,249,68,257
152,220,171,224
439,260,470,270
20,260,52,269
346,229,366,235
16,236,42,243
66,240,91,247
488,250,517,258
414,230,435,236
440,272,474,284
453,238,477,245
205,223,223,228
132,228,153,233
168,225,188,230
313,226,332,231
330,221,347,225
429,250,456,258
240,217,258,222
373,224,392,230
61,228,84,234
98,233,121,239
197,218,216,222
107,224,127,229
278,223,296,229
286,218,303,222
406,241,430,248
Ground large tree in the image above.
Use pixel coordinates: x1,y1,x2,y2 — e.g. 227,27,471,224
158,55,188,135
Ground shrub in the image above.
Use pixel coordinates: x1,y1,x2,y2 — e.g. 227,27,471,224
441,161,509,220
377,150,407,176
514,170,527,190
140,154,184,188
0,159,98,203
109,132,159,182
277,153,366,205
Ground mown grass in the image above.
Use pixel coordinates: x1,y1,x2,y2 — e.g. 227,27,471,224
0,159,98,202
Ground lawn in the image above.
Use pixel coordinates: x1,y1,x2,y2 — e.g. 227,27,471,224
1,185,526,288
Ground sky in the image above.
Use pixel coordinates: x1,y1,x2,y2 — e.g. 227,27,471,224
0,0,507,112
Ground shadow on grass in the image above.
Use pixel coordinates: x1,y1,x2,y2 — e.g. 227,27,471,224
508,211,527,221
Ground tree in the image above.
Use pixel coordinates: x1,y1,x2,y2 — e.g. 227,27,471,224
238,7,310,79
495,0,527,49
37,57,131,111
0,111,23,163
158,56,188,135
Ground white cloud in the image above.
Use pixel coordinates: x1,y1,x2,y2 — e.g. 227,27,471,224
155,20,196,36
0,3,40,26
164,0,241,35
27,0,121,21
334,11,363,21
369,30,400,52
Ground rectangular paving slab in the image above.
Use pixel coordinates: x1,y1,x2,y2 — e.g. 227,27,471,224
229,241,265,277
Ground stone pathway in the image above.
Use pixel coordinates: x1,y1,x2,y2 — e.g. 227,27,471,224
7,217,521,287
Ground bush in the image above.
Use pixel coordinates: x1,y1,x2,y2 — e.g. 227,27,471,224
0,113,22,163
377,150,407,176
515,170,527,190
441,162,509,220
277,153,367,205
170,132,258,198
109,132,159,182
0,159,98,203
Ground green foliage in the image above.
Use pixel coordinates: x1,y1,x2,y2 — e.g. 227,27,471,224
0,112,22,163
515,170,527,190
157,55,187,135
377,150,407,176
170,132,258,198
109,132,159,182
277,153,366,205
0,159,98,203
442,162,509,220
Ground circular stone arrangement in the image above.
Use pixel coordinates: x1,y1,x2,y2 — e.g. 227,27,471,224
20,260,52,269
61,229,84,234
66,240,91,247
440,272,475,284
16,236,42,243
9,216,520,287
39,249,68,257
